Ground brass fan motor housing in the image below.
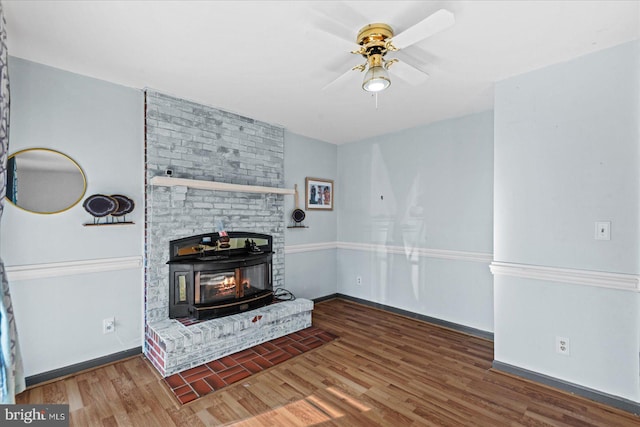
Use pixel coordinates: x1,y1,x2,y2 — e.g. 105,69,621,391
356,23,394,46
356,23,395,59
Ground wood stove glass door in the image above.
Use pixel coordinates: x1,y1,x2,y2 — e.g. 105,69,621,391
240,263,271,298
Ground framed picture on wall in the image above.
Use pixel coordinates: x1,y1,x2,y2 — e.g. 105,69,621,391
305,177,334,211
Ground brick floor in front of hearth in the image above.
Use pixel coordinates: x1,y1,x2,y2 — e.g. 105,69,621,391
163,326,338,404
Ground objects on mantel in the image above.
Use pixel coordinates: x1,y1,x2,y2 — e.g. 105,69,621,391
290,184,306,225
150,175,295,195
83,194,135,226
286,184,309,229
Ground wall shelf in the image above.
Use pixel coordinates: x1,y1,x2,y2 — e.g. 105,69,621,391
83,222,135,227
150,176,295,195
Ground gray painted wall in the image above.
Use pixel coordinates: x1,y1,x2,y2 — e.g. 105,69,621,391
283,131,337,299
494,40,640,401
336,111,494,332
1,57,144,376
495,41,639,273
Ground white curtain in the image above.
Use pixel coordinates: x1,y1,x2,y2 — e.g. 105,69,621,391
0,0,25,404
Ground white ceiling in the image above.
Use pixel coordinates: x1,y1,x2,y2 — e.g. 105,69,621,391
4,1,639,144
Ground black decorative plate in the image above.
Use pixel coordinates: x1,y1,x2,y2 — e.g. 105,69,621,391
292,208,306,223
110,194,134,216
83,194,117,217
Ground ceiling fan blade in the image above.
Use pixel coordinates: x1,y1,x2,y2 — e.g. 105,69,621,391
309,1,368,36
309,17,356,49
391,9,455,50
322,67,361,91
308,2,367,48
389,60,429,86
310,26,357,55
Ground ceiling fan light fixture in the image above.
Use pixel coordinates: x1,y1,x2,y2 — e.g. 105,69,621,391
325,10,454,95
362,66,391,92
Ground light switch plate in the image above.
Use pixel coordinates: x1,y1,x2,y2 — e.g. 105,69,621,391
595,221,611,240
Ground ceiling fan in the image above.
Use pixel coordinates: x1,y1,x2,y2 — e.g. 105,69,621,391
323,9,455,93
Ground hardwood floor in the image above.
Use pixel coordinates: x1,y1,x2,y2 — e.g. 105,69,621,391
17,298,640,426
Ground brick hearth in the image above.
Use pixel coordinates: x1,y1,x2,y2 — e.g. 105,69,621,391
145,299,313,377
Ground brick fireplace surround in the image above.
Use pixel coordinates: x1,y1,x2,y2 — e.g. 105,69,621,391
143,91,307,377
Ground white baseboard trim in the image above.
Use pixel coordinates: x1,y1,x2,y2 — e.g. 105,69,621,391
284,240,492,263
6,256,143,282
490,261,640,292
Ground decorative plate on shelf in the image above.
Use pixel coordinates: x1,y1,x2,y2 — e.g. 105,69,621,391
110,194,135,217
83,194,117,217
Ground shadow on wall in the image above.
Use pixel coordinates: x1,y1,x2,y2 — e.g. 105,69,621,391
368,143,429,303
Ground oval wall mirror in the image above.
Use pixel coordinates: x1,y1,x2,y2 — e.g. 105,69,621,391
6,148,87,214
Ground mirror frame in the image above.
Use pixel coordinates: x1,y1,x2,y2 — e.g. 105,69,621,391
6,148,87,215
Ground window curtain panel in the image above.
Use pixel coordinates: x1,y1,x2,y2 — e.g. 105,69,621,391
0,1,25,404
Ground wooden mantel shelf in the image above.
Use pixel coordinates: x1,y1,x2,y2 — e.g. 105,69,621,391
150,176,295,195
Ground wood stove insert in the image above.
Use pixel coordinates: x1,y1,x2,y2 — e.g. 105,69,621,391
168,231,273,320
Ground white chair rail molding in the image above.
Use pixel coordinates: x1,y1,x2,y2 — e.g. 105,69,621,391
489,261,640,292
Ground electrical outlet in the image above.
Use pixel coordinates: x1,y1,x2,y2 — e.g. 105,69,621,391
103,317,115,334
356,276,362,286
556,336,570,356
